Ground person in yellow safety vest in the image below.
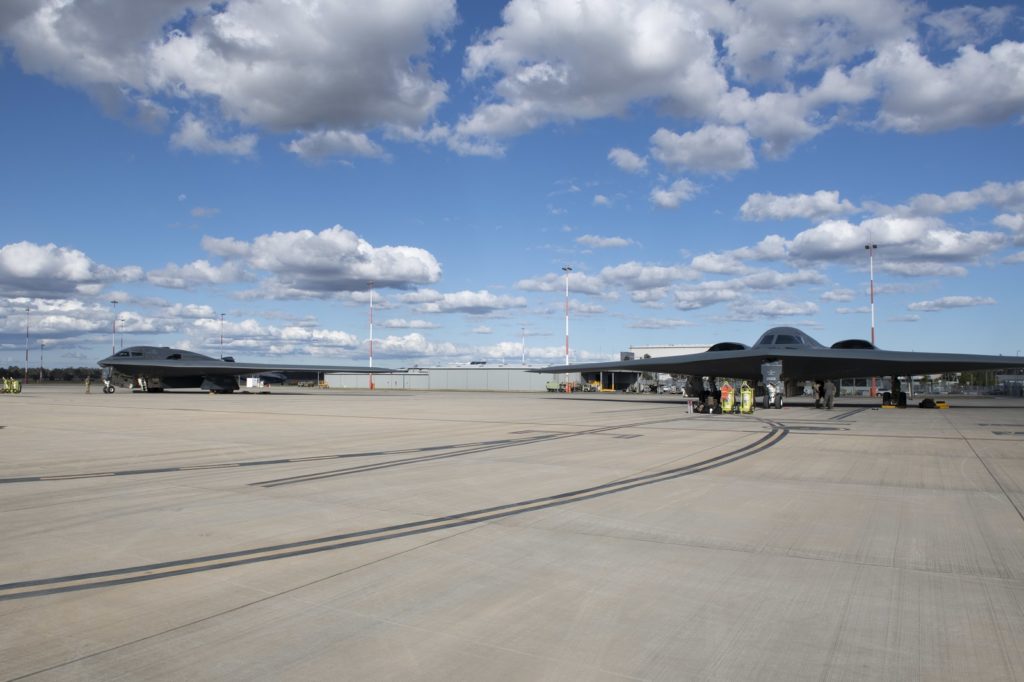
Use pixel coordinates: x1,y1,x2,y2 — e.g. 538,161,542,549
739,381,754,414
720,381,734,413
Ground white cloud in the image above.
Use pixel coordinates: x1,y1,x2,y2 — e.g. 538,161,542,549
204,225,441,296
576,234,633,248
1,1,456,156
147,260,247,289
835,306,870,315
286,130,387,160
923,6,1015,48
471,326,492,334
878,261,968,278
414,290,527,315
741,190,856,221
732,298,819,319
690,252,752,275
627,318,693,329
673,283,741,310
788,216,1006,265
598,262,698,291
822,288,856,302
593,194,611,207
861,40,1024,134
190,206,220,218
608,147,647,174
650,179,700,209
719,0,918,83
908,296,996,312
0,241,141,297
885,180,1024,217
170,114,257,157
650,125,755,174
515,271,606,296
380,318,440,329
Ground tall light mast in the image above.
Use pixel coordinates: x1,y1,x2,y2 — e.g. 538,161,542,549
865,243,878,397
109,300,118,355
24,306,30,385
368,280,374,390
562,265,572,392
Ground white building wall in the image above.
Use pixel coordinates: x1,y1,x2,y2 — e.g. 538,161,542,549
325,367,555,392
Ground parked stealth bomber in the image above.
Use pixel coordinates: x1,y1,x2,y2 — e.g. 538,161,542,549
98,346,384,393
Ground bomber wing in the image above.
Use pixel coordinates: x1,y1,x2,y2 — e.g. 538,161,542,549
536,344,1024,381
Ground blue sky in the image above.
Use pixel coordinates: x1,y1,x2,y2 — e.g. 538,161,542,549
1,0,1023,369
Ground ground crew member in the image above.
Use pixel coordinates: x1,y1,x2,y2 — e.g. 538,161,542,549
85,376,91,393
824,379,836,410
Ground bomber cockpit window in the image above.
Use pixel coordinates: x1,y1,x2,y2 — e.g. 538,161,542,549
757,334,775,345
774,334,802,345
116,351,130,357
130,352,143,357
166,353,182,360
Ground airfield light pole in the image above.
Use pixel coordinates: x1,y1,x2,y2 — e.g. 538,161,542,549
865,243,878,397
109,300,118,355
24,306,30,385
219,313,225,358
368,280,374,390
521,326,526,365
39,341,44,382
562,265,572,392
119,318,124,349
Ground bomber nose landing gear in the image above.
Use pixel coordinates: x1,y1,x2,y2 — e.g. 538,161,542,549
101,367,115,393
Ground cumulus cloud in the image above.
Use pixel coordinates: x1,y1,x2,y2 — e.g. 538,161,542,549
907,295,996,312
285,130,387,161
730,298,819,319
673,283,741,310
515,271,606,296
170,114,257,157
923,6,1014,48
576,234,633,248
0,241,142,297
380,318,440,329
608,147,647,174
598,262,698,291
199,225,441,296
822,288,856,302
861,40,1024,134
627,318,693,329
413,289,527,314
788,216,1006,265
878,261,968,278
741,190,857,221
593,195,611,207
1,1,456,158
650,125,755,174
147,260,248,289
650,179,700,209
882,180,1024,217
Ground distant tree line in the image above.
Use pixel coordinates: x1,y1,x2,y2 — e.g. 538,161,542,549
1,366,101,382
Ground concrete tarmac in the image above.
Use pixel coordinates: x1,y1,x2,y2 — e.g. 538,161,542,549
2,385,1023,680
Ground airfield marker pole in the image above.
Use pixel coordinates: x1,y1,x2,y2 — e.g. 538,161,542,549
865,243,877,397
39,341,44,382
562,265,572,393
219,312,224,358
